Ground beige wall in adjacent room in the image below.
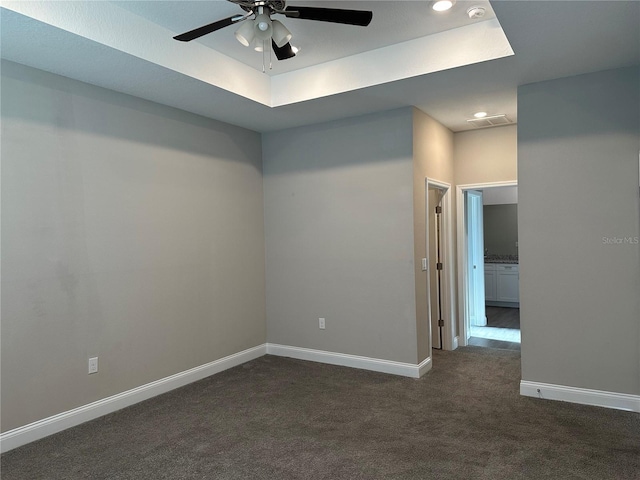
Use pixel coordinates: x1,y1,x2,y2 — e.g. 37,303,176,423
452,123,517,342
454,124,517,186
413,109,454,360
484,204,519,256
1,61,267,432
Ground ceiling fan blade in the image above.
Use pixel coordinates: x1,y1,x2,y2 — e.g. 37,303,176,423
174,16,239,42
272,40,296,60
283,6,372,26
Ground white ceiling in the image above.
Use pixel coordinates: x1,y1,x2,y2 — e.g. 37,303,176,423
112,0,497,75
1,1,639,133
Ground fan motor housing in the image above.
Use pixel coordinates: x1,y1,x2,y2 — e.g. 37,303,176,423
236,1,286,13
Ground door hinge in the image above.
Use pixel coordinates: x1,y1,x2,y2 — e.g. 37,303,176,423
435,206,442,214
438,319,445,327
436,262,443,270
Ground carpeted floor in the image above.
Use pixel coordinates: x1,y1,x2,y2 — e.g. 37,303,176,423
2,347,639,479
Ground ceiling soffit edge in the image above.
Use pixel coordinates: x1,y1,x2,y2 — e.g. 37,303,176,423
1,1,272,105
1,1,514,109
271,18,514,107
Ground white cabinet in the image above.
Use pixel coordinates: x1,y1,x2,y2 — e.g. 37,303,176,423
496,264,519,303
484,264,496,301
485,263,519,306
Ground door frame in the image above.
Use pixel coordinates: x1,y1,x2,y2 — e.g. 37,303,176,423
466,189,486,327
456,180,517,346
425,178,456,351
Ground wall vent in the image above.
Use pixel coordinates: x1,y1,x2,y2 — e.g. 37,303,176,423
467,114,512,128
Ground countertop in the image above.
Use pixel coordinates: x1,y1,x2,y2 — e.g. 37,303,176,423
484,255,519,264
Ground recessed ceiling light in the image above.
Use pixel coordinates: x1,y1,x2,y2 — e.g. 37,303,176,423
432,0,455,12
474,111,488,118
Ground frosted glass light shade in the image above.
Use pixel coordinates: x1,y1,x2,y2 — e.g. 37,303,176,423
254,13,272,41
235,20,255,47
271,20,292,48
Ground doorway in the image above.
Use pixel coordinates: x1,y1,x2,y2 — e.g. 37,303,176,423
425,179,455,352
456,181,519,349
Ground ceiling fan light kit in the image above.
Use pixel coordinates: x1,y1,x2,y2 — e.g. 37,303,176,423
234,20,255,46
253,10,273,41
271,20,292,48
173,0,373,70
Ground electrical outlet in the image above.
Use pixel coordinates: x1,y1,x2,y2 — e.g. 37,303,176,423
88,357,98,374
319,317,325,330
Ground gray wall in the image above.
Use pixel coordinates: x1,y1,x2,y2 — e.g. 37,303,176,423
1,61,267,431
483,204,518,256
263,109,419,364
518,66,640,395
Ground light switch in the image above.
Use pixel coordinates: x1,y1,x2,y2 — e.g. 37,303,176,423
422,258,428,271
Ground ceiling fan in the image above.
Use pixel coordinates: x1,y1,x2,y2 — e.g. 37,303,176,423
173,0,373,63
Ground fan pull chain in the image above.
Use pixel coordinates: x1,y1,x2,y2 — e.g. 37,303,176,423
262,40,266,73
269,41,273,70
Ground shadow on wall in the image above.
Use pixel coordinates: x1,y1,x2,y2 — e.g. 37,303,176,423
483,204,518,256
518,67,640,141
262,108,414,175
1,60,262,168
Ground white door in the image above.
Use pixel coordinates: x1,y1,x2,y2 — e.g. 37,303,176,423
465,190,486,327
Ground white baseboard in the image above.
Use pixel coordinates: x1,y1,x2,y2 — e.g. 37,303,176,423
417,356,432,377
266,343,431,379
0,344,266,453
520,380,640,412
2,343,433,453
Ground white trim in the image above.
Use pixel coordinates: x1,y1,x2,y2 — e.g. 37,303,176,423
425,179,433,353
417,356,433,377
456,181,518,347
266,343,431,379
1,343,435,453
453,336,459,350
0,344,267,453
425,178,456,351
520,380,640,412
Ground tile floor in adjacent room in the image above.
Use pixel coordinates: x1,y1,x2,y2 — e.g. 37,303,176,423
469,325,521,343
469,306,520,349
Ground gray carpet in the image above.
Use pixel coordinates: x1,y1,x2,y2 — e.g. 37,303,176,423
2,347,639,479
